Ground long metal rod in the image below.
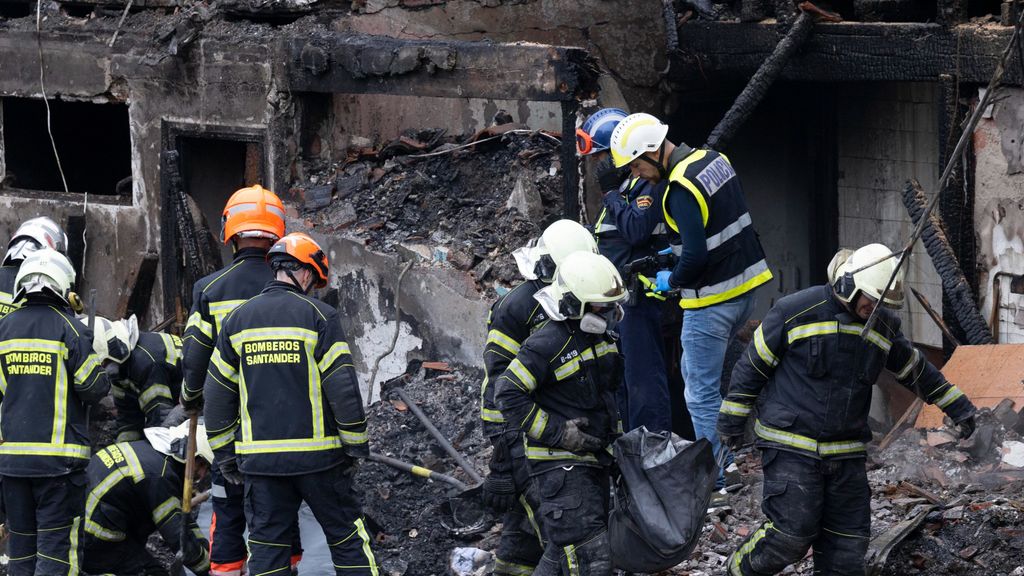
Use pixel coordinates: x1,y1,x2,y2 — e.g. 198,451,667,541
861,8,1024,337
368,452,470,491
392,387,484,485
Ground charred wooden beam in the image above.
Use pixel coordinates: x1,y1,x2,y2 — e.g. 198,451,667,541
672,22,1024,87
284,34,601,102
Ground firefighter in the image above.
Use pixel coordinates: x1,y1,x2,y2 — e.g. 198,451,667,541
480,219,599,575
609,113,772,496
179,184,301,576
718,243,977,576
496,251,627,576
0,248,110,576
0,216,69,319
92,315,183,442
82,421,214,576
579,107,672,433
204,232,377,576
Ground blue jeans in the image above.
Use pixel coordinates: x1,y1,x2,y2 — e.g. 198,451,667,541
617,296,671,433
681,291,755,488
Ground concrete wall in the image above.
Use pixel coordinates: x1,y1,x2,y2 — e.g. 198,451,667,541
974,87,1024,343
837,82,944,346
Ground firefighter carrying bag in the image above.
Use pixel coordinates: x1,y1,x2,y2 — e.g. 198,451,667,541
609,426,715,572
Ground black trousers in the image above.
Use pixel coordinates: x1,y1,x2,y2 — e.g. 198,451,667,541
82,533,167,576
494,436,544,576
532,466,612,576
729,449,871,576
243,464,376,576
3,472,87,576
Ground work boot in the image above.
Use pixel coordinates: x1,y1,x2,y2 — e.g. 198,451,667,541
708,489,730,510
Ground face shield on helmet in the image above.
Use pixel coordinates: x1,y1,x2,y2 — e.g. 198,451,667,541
13,248,76,305
145,421,215,465
535,252,627,334
512,220,599,282
576,108,629,156
93,316,136,365
832,243,904,309
3,216,69,266
609,113,670,170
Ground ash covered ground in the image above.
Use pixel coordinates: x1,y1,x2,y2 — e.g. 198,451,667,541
297,130,565,295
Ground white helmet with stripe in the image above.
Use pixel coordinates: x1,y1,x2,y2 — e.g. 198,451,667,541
13,248,76,305
4,216,69,266
93,315,139,365
609,113,669,169
833,243,905,308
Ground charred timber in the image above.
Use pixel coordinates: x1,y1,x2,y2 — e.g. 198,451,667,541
285,34,601,102
672,23,1024,86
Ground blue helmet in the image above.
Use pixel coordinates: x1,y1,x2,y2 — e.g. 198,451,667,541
576,107,629,155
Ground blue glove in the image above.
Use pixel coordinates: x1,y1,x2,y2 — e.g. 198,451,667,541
654,270,673,293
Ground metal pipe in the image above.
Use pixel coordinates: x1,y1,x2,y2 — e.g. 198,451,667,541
392,387,484,485
368,452,469,492
990,271,1020,344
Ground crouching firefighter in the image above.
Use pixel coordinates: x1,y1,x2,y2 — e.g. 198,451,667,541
204,233,378,576
718,243,978,576
579,107,672,433
0,249,111,576
481,219,599,576
93,315,183,442
496,251,627,576
82,421,214,576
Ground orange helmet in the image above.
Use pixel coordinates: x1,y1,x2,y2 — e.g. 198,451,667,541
267,233,329,288
220,185,286,244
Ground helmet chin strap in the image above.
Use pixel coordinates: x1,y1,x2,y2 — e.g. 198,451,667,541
285,269,312,295
638,145,668,180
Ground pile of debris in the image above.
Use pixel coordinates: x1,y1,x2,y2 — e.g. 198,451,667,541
296,128,565,293
358,361,496,576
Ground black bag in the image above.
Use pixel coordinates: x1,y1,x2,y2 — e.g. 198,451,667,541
609,426,715,572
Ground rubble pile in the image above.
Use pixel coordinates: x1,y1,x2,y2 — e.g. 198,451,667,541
298,129,565,293
358,361,495,576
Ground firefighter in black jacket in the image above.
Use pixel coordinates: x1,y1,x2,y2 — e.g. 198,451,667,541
0,248,110,576
83,421,214,576
481,219,599,575
204,232,377,576
718,244,978,576
93,315,183,442
0,216,69,319
496,251,627,576
180,184,300,576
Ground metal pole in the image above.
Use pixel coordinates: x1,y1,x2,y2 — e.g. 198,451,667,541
561,99,580,220
391,387,484,485
368,452,470,491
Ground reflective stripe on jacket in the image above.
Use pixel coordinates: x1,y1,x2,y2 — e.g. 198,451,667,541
124,332,183,427
719,285,975,459
181,248,273,403
204,281,368,475
661,149,771,309
495,319,620,474
480,279,548,437
0,302,110,476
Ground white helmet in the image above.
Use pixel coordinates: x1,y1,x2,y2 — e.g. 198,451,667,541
609,113,669,169
93,315,139,365
550,251,627,319
144,421,215,465
4,216,68,266
832,243,904,308
13,248,75,305
514,219,599,282
826,248,855,285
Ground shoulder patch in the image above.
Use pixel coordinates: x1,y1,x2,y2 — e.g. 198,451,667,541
694,156,736,197
634,195,653,209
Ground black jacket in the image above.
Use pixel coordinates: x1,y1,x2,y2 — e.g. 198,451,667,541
119,332,183,428
719,285,976,459
181,248,273,404
495,319,621,474
204,281,369,476
480,279,549,438
0,299,110,476
0,264,19,319
85,441,208,572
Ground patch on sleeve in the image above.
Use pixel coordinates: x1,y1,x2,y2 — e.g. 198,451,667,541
694,156,736,196
634,195,654,209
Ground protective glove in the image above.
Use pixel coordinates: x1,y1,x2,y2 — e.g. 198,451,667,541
654,270,673,293
558,418,606,453
721,433,744,452
596,157,627,193
181,394,204,416
218,457,244,486
956,414,976,440
481,472,517,512
182,535,211,576
161,404,189,427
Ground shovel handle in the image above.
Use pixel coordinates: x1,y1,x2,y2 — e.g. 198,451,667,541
182,414,199,514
